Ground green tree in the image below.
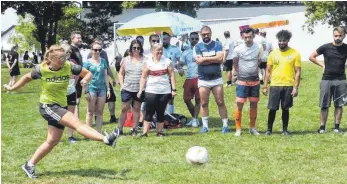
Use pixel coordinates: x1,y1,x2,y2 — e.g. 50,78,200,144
8,14,41,55
56,5,84,43
2,1,72,53
303,1,347,34
155,1,200,18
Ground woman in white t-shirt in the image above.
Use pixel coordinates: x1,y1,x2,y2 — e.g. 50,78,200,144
137,43,177,137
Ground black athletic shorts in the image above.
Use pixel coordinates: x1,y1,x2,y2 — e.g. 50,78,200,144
224,59,233,71
121,89,144,102
39,103,68,130
319,80,347,107
106,82,116,103
259,62,267,69
67,92,77,106
268,86,293,110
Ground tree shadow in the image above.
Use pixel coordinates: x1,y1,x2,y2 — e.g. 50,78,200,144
41,168,132,180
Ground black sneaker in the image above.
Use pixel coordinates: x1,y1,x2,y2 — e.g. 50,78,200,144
104,128,120,147
130,128,137,137
264,130,272,136
68,137,77,144
333,128,344,134
281,131,291,136
22,162,38,179
119,130,124,135
139,133,148,137
157,132,166,137
109,117,118,123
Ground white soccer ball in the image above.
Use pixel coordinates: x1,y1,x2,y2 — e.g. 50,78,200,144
185,146,208,165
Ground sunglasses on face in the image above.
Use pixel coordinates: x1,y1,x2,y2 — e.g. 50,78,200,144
132,47,141,50
92,49,102,52
202,33,211,37
190,38,199,41
151,40,160,43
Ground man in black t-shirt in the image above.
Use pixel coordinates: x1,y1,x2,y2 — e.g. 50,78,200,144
32,52,38,64
69,31,83,118
309,26,347,134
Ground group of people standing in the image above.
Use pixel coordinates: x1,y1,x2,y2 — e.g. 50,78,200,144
3,25,347,179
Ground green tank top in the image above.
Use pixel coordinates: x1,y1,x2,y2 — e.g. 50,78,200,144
38,62,72,107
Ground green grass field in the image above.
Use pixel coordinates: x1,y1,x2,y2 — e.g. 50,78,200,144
1,63,347,184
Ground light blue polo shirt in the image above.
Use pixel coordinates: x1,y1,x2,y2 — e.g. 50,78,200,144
164,45,181,67
180,47,198,79
194,40,223,80
83,58,108,91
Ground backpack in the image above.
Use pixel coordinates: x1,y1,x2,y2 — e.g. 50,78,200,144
163,113,187,129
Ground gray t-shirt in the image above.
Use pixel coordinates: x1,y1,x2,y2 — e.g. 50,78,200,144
233,43,263,81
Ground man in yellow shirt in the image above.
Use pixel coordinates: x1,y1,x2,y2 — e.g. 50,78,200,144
263,30,301,135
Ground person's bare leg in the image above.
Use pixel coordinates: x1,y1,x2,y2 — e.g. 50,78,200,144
30,126,64,164
132,101,142,129
143,121,151,134
194,99,201,118
199,87,211,129
118,101,131,130
95,96,106,133
86,96,97,127
211,85,228,119
320,108,329,126
199,87,211,117
184,99,195,118
156,122,164,134
334,107,342,127
67,105,76,137
74,98,80,119
60,111,104,141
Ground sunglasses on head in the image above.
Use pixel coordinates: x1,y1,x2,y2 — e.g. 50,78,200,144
132,46,141,50
151,40,160,43
92,49,102,52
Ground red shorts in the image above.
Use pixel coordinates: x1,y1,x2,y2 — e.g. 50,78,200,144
183,78,200,102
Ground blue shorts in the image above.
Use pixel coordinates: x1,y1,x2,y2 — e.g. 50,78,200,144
89,88,106,97
236,81,260,103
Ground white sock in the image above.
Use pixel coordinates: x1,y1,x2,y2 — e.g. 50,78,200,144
28,160,35,167
103,136,109,144
222,118,228,127
202,116,209,128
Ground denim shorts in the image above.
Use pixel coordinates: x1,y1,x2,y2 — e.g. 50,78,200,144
89,88,106,97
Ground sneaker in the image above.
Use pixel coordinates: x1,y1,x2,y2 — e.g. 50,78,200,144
119,130,124,135
249,128,260,136
22,162,38,179
221,126,230,133
104,128,120,147
281,131,291,136
333,128,344,134
130,128,137,137
109,117,118,123
139,133,148,137
317,129,326,134
192,119,200,128
157,132,166,137
264,130,272,136
185,119,196,126
68,136,77,144
200,127,209,133
234,129,242,136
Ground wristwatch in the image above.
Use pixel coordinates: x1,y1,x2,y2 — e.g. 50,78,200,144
172,89,177,92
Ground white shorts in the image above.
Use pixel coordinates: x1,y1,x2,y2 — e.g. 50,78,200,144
198,78,223,88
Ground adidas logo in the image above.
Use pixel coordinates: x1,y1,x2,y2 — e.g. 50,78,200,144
45,75,69,82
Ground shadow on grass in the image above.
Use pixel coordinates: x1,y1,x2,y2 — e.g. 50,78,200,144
41,168,132,180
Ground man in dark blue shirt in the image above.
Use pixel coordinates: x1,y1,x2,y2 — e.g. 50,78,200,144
194,26,230,134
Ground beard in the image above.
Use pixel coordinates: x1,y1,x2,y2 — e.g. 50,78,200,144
335,39,343,44
203,37,211,43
